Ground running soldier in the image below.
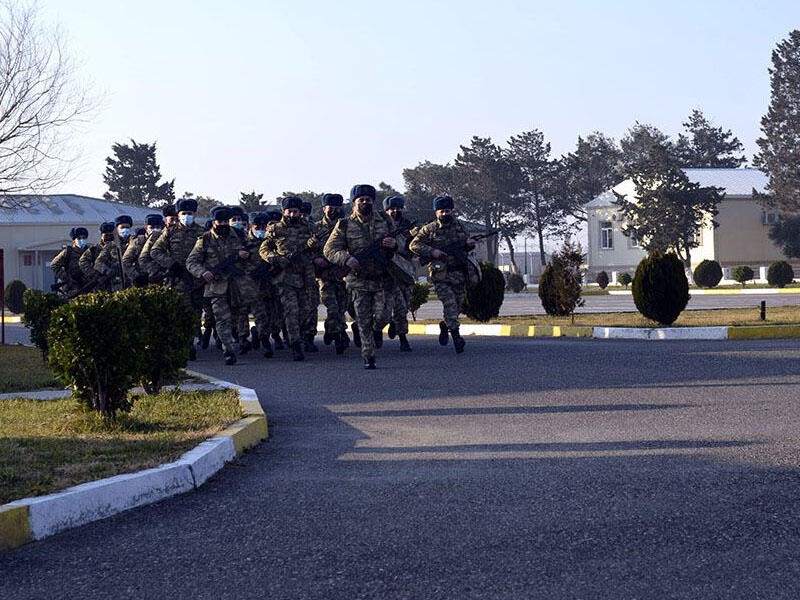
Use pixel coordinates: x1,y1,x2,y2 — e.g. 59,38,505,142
123,214,164,287
51,227,89,297
94,215,134,291
314,193,349,354
79,222,116,290
383,194,417,352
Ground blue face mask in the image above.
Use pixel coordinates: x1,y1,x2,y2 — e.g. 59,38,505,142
253,229,266,239
231,221,245,230
179,214,194,226
118,227,131,238
76,238,88,248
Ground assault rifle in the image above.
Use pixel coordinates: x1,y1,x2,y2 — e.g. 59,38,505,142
419,229,500,267
347,221,417,275
194,252,246,289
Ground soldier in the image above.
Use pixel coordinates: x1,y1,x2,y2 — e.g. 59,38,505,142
323,184,397,370
383,194,417,352
51,227,89,297
314,193,349,354
409,195,476,354
150,198,206,359
259,196,317,361
262,206,286,351
123,214,164,287
79,222,116,289
94,215,134,291
186,206,248,365
138,205,177,284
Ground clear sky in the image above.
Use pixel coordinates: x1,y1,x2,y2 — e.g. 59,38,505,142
40,0,800,205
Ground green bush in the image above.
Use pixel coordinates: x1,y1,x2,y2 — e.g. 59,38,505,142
409,281,432,321
4,279,27,314
693,259,723,288
632,251,689,325
732,265,754,287
767,260,794,288
116,286,197,394
463,261,505,322
539,257,584,317
617,273,632,289
506,272,526,293
21,289,67,360
595,271,609,290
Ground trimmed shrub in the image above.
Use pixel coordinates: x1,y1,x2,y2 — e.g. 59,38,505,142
732,265,754,287
506,272,526,293
21,289,67,360
463,261,505,322
409,281,432,321
693,259,723,288
4,279,27,314
617,272,632,289
116,286,197,395
632,251,689,326
767,260,794,288
538,242,585,317
595,271,610,290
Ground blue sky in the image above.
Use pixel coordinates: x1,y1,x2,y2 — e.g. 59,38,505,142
42,0,800,205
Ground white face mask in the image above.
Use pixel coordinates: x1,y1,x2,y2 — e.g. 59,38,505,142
76,238,88,249
179,214,194,226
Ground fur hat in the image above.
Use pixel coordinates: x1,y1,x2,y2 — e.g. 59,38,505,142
350,184,376,201
281,196,303,210
145,214,164,227
99,222,115,234
433,195,454,211
70,227,88,239
264,207,282,222
251,212,269,226
383,195,405,211
210,206,231,222
176,198,198,213
300,201,313,215
162,204,178,217
114,214,133,227
321,193,344,207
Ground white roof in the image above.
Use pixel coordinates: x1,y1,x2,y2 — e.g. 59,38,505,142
0,194,159,225
585,168,769,209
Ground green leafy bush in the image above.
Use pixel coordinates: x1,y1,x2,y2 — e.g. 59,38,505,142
732,265,754,287
463,261,505,322
538,240,585,317
506,272,526,293
767,261,794,288
693,259,723,288
4,279,27,314
116,286,197,394
409,281,432,321
617,273,632,289
21,289,67,360
595,271,609,290
632,251,689,325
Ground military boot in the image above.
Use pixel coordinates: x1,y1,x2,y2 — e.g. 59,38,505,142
303,334,319,353
387,322,397,339
200,326,213,350
334,332,347,355
291,341,305,362
399,334,412,352
363,356,376,370
250,326,260,350
239,336,252,355
438,321,449,346
451,327,466,354
373,328,383,349
262,336,274,358
351,322,361,348
272,332,284,350
323,323,335,346
224,350,237,365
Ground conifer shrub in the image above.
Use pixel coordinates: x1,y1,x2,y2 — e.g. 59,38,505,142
595,271,609,290
21,289,67,360
409,281,431,321
538,240,585,317
463,261,505,322
693,259,723,288
617,272,632,289
506,272,526,293
767,260,794,288
4,279,26,314
732,265,754,287
632,251,689,325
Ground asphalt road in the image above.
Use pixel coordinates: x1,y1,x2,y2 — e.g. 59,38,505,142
2,335,799,599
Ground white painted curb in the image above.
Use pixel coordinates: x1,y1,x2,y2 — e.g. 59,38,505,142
594,326,729,340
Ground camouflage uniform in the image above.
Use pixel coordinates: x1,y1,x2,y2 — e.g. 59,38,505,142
323,210,394,361
185,228,246,356
314,213,348,346
51,244,87,297
259,216,316,349
78,243,107,288
409,218,471,332
122,232,154,287
150,221,206,312
94,232,131,291
234,230,273,353
383,215,417,339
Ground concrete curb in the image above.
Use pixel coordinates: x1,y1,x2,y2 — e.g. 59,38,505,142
0,372,267,552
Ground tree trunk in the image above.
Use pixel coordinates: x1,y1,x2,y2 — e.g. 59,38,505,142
538,231,547,266
503,235,519,273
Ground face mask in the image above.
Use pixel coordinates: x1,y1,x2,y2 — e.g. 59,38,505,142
231,221,245,230
288,216,301,225
76,238,88,249
215,224,230,236
357,203,373,216
118,227,131,238
327,208,341,219
253,230,266,239
101,234,114,243
438,214,454,225
179,214,194,226
150,228,162,236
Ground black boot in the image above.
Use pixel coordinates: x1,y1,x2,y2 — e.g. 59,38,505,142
387,322,397,339
262,337,274,358
251,326,260,350
303,334,319,353
451,327,466,354
399,334,412,352
363,356,376,370
200,326,212,349
351,322,361,348
373,328,383,349
239,336,252,355
323,324,334,345
224,350,237,365
272,332,284,350
438,321,449,346
291,341,305,362
335,332,347,355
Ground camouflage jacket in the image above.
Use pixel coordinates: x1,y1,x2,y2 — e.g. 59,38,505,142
121,233,152,284
51,245,87,285
150,222,205,284
323,211,394,289
78,244,105,282
258,217,316,289
186,229,246,297
409,218,470,283
94,234,131,290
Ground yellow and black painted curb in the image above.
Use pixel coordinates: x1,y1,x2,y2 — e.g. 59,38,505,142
0,374,267,552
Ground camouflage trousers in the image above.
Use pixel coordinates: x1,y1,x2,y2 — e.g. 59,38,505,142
235,277,271,340
277,283,308,346
318,278,348,337
384,282,412,336
209,292,238,354
172,281,204,337
434,276,466,331
303,282,320,339
350,286,387,359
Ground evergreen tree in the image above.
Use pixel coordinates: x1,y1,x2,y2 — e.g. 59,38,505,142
239,190,264,212
103,140,175,207
402,160,454,223
618,122,677,179
754,30,800,213
675,109,746,168
560,132,622,219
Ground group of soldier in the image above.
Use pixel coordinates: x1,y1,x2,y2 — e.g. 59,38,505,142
50,184,480,369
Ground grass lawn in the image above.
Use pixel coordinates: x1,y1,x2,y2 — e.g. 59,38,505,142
0,345,61,393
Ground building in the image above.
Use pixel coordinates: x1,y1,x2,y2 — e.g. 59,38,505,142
0,194,159,291
584,168,786,281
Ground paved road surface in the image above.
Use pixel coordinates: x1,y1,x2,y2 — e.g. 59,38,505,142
2,336,799,599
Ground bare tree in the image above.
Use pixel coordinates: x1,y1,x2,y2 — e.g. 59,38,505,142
0,1,96,198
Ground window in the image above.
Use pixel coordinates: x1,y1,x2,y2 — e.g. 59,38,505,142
762,211,780,225
628,235,639,249
600,221,613,250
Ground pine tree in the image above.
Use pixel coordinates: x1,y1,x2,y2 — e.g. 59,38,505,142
675,109,746,168
103,140,175,207
239,191,264,212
